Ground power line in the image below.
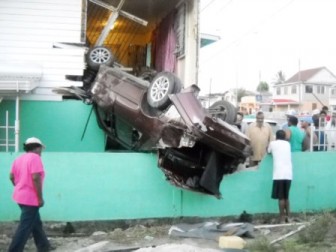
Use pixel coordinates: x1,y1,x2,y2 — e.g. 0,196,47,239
216,0,234,14
201,0,217,12
202,0,233,13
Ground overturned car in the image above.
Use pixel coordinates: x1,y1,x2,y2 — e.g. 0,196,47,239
90,66,251,198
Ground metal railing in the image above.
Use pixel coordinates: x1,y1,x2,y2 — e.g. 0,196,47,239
309,118,336,152
0,111,15,152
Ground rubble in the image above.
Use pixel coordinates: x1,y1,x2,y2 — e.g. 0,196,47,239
0,213,335,251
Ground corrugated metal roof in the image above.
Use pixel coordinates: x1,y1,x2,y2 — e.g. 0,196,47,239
86,0,181,65
285,67,325,83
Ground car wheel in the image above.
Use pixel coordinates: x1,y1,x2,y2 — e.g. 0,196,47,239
209,101,237,124
147,72,177,109
87,46,114,71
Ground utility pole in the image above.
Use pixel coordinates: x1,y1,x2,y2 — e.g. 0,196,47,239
298,58,301,112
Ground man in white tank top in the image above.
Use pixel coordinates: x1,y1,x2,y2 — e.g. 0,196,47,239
267,130,293,223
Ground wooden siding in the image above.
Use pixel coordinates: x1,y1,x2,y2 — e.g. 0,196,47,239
0,0,85,100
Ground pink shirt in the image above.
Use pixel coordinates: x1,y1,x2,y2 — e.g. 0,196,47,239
11,152,45,206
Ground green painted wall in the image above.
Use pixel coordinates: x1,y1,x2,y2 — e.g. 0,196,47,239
1,100,335,221
1,151,336,221
0,100,105,152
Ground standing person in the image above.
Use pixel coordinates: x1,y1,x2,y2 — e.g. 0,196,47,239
321,105,331,122
235,112,248,134
300,117,316,151
285,116,305,152
246,111,273,166
319,110,328,127
268,130,293,223
281,110,297,130
8,137,54,252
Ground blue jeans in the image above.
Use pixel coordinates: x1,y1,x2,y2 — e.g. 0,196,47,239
8,204,51,252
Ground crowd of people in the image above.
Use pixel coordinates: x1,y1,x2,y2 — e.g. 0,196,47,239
235,106,336,157
235,106,336,223
284,106,336,152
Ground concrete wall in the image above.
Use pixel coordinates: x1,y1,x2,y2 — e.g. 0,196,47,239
1,151,336,222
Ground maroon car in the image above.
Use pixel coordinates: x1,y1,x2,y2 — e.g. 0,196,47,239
91,66,250,198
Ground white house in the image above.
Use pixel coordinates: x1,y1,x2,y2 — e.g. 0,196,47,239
272,67,336,113
0,0,86,101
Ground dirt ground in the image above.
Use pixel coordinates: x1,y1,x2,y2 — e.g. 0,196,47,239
1,213,336,252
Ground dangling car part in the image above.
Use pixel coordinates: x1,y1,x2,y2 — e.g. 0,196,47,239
90,65,251,198
64,0,149,88
208,100,237,125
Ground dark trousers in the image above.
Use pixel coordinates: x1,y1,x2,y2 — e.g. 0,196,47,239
8,204,50,252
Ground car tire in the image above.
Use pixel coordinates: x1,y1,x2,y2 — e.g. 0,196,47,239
209,100,237,124
87,46,114,71
138,68,157,82
173,75,182,93
147,72,178,110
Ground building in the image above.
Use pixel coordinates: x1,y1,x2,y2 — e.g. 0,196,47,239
239,96,258,114
239,91,273,114
272,67,336,113
0,0,199,152
199,90,237,108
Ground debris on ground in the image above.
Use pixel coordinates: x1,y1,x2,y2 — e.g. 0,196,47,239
1,213,336,251
169,222,254,240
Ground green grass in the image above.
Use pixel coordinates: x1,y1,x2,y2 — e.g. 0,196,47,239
297,212,335,244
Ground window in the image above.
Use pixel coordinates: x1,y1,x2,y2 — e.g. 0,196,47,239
332,88,336,96
291,85,297,94
284,86,288,95
317,85,325,94
305,85,313,93
276,87,281,95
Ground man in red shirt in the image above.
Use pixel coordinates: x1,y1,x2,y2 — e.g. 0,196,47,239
8,137,54,252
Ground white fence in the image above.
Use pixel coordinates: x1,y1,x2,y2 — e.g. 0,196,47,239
309,118,336,152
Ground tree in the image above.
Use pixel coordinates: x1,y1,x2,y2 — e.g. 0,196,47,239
273,70,286,85
256,81,269,92
235,88,249,102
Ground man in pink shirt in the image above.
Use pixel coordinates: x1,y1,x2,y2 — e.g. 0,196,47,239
8,137,54,252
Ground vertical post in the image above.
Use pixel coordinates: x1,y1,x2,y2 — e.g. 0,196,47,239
208,78,212,108
6,111,9,152
310,123,314,152
298,58,302,112
15,82,20,152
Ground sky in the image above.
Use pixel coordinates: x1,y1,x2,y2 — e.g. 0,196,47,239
198,0,336,95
